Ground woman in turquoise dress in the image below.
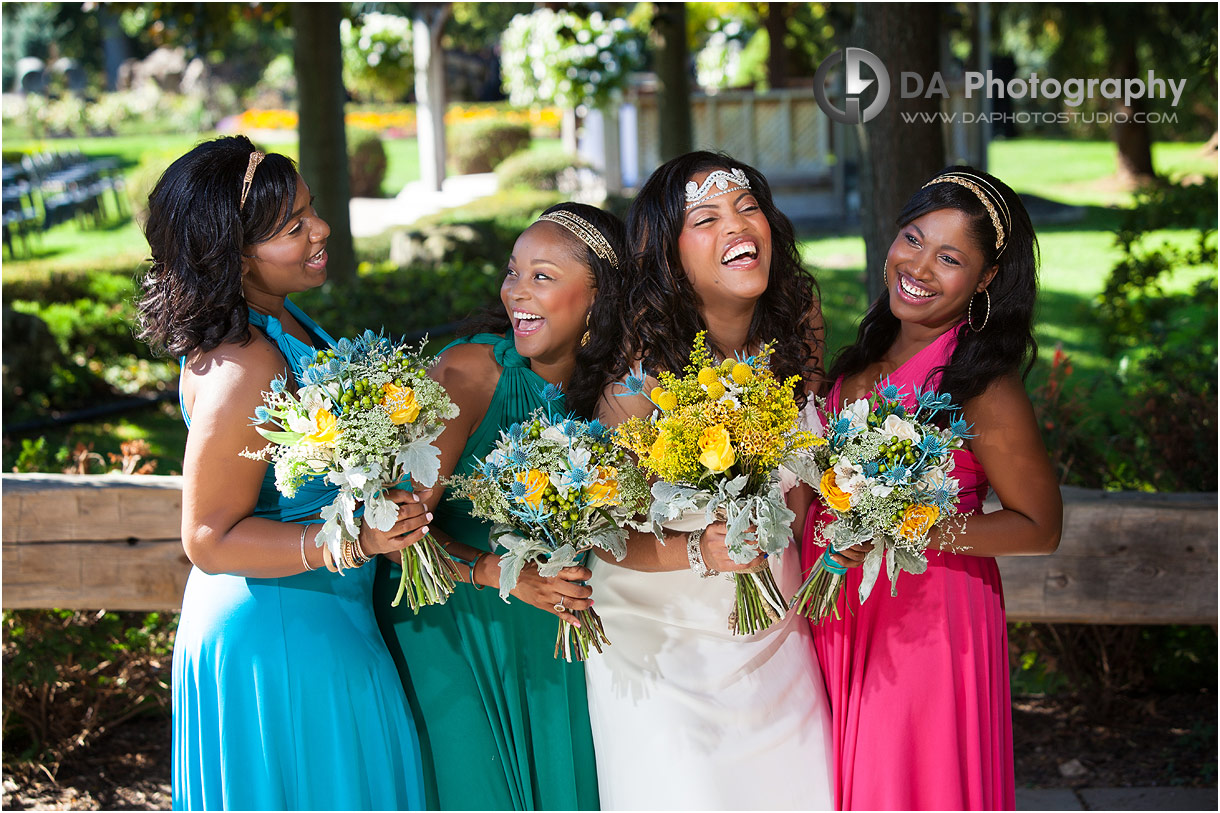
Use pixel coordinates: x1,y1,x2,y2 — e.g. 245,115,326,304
373,203,627,810
137,136,429,810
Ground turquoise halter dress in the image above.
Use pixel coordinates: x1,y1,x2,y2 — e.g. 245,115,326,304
171,300,424,810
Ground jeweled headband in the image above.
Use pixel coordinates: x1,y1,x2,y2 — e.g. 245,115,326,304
685,168,751,210
921,171,1012,255
239,150,266,211
536,209,619,269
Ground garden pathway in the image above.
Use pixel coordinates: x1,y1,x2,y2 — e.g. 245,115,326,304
348,172,498,238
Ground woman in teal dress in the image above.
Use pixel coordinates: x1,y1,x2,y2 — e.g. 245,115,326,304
373,203,627,810
137,136,430,810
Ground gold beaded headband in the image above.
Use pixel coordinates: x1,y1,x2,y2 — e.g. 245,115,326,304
238,150,266,211
685,168,751,210
536,210,619,269
921,172,1011,255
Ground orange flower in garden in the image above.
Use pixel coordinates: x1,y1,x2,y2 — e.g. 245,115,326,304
819,469,853,512
896,504,941,541
586,467,620,507
381,382,421,424
515,469,550,508
306,408,341,445
649,429,671,461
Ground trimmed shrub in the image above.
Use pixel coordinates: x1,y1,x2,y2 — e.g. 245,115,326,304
495,149,584,191
349,133,388,197
447,120,530,175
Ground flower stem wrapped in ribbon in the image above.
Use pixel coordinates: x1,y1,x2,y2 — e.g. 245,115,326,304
449,400,651,661
791,379,971,622
244,331,462,612
614,332,827,635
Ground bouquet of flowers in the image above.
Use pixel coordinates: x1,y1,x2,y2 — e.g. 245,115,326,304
791,380,971,622
613,332,824,635
244,330,461,612
450,406,651,661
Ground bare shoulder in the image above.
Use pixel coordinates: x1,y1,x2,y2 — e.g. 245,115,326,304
968,373,1036,424
181,333,288,419
432,341,501,418
595,370,659,427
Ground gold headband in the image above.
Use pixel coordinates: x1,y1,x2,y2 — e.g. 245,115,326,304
536,210,619,269
921,172,1011,255
239,150,266,211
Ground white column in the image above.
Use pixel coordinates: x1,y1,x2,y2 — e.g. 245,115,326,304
414,5,450,191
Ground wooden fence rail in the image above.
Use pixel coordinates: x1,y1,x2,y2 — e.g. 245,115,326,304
2,474,1216,624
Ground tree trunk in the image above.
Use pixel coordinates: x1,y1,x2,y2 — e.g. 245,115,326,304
853,3,946,304
765,2,791,89
654,3,692,161
293,3,355,286
414,4,452,193
1110,33,1157,184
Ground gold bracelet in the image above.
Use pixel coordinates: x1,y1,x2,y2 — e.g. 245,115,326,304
350,536,372,566
469,551,490,591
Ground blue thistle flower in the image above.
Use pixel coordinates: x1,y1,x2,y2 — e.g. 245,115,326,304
863,461,881,478
269,377,286,394
509,479,529,500
615,363,648,398
507,447,531,468
882,463,912,485
336,338,353,357
948,414,976,440
507,423,525,443
587,419,611,441
253,406,271,423
539,382,565,404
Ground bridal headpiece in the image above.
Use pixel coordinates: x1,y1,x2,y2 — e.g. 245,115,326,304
684,168,751,210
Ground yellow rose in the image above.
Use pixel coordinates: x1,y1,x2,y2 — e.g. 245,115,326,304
651,387,678,411
306,408,341,445
381,382,421,424
698,424,736,473
697,367,719,386
819,469,853,512
586,466,620,507
515,469,549,508
897,504,941,541
731,362,754,384
650,429,670,460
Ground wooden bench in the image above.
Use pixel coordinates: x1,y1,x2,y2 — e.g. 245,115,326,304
2,475,1216,624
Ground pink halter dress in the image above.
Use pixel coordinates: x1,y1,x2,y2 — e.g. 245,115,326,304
800,325,1015,811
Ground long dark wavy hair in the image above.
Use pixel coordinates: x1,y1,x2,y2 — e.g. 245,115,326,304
827,165,1040,409
458,201,627,419
137,135,300,357
607,151,822,405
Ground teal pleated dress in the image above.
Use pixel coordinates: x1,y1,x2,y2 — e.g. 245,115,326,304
172,300,425,811
373,333,600,811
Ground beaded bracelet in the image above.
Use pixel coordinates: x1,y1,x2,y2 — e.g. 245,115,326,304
687,527,720,578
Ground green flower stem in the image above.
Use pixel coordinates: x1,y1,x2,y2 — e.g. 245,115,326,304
789,564,845,623
729,568,788,636
391,532,463,612
554,608,611,662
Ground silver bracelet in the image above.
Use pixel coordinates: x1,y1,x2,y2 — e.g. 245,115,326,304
687,527,720,578
299,523,316,572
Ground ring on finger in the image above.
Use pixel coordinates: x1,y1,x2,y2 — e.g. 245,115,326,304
553,597,566,613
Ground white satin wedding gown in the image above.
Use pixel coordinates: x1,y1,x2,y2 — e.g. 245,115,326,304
585,461,834,810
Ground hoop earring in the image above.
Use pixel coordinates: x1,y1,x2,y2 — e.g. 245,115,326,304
968,289,991,332
580,311,591,347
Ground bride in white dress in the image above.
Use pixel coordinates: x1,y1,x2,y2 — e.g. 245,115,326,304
584,153,833,810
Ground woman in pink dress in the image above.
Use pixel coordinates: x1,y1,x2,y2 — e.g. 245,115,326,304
803,167,1063,810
